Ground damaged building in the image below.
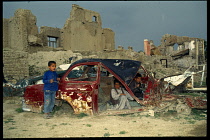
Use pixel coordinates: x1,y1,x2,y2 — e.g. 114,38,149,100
144,34,206,70
3,4,115,83
143,34,207,91
3,4,115,52
62,4,115,51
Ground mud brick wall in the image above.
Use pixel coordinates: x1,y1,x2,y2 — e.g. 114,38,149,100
3,50,29,84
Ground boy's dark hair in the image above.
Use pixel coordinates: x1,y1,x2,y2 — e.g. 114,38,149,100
114,79,121,85
48,61,56,66
135,73,142,78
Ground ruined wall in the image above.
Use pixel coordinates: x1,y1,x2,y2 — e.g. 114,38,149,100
160,34,204,56
3,8,64,52
142,35,206,76
3,18,9,49
3,9,40,82
144,34,206,69
102,28,115,50
3,5,115,52
62,4,115,51
3,49,29,84
5,9,39,51
3,5,116,83
27,26,63,53
39,26,61,47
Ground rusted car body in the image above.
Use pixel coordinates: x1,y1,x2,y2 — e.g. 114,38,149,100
22,59,207,115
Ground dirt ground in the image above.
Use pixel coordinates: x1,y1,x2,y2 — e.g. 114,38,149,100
3,96,207,138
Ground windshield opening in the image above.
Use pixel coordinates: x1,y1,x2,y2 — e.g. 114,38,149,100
65,65,98,82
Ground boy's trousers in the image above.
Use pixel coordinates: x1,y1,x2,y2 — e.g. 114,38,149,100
43,90,56,113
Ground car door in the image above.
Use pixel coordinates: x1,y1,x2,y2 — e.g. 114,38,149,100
58,62,100,115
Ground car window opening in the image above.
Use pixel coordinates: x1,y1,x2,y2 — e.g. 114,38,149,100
65,65,98,82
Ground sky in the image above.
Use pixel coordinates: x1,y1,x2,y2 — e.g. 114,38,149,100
3,1,207,52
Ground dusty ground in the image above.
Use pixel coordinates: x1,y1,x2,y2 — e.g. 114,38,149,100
3,96,207,138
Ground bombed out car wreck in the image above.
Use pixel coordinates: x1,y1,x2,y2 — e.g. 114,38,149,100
21,59,206,116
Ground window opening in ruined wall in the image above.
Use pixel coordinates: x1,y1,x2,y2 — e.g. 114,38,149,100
48,36,57,48
174,43,178,50
92,16,97,22
160,59,168,68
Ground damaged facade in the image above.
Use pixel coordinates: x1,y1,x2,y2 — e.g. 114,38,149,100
3,5,115,52
62,4,115,51
144,34,206,69
3,5,115,83
143,34,207,92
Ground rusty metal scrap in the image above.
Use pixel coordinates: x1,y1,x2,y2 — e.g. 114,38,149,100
184,96,207,109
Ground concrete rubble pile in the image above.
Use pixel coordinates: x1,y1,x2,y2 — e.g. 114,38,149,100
27,50,82,76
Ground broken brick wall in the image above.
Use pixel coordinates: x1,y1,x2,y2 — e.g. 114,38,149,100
3,18,9,49
3,49,29,84
3,9,38,83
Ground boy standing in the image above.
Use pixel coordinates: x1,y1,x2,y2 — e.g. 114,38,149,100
43,61,60,119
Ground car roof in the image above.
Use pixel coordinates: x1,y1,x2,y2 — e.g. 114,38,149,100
70,58,141,85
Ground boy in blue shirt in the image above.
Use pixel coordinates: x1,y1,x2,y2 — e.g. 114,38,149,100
43,61,60,119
